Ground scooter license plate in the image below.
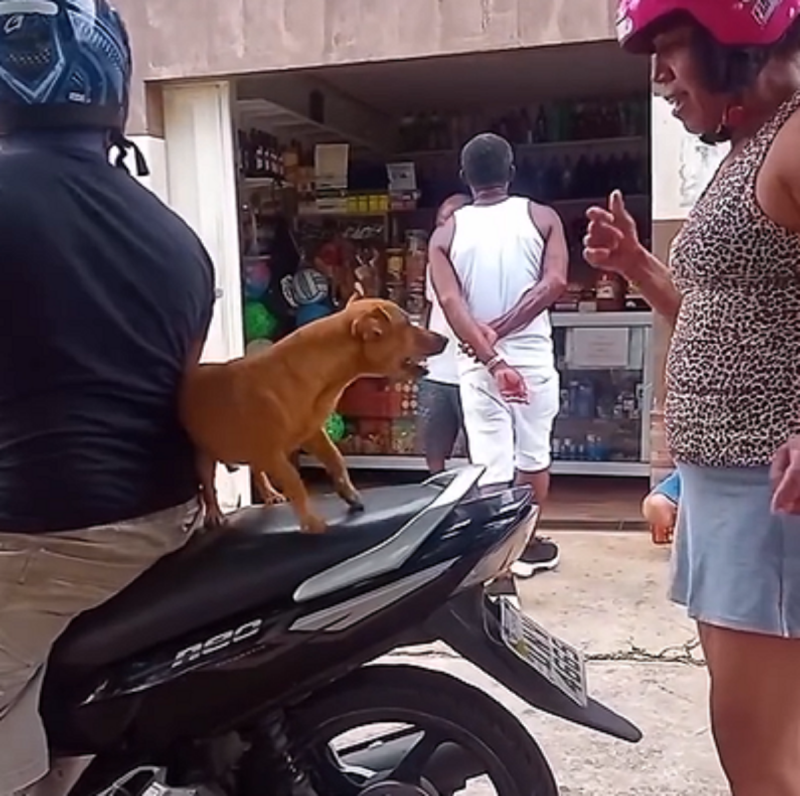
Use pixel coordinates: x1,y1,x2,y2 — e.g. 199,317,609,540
498,597,588,707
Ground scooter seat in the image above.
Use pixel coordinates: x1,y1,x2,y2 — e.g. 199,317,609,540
50,483,438,672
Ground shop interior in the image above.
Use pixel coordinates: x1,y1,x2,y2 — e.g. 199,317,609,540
231,40,653,516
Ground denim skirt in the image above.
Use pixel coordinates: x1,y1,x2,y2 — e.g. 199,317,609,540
670,462,800,637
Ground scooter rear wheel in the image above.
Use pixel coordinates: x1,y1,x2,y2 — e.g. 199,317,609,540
278,663,558,796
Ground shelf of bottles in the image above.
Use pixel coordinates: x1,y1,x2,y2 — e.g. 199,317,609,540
396,96,648,201
550,317,650,473
399,97,647,152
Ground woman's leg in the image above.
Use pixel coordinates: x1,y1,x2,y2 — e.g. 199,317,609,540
699,622,800,796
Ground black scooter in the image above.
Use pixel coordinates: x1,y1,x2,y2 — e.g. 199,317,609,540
43,465,641,796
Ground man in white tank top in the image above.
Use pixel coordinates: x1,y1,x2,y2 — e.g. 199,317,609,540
428,133,568,576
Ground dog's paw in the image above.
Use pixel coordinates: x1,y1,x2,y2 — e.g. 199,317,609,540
336,481,364,512
345,491,365,512
264,492,287,506
302,514,328,535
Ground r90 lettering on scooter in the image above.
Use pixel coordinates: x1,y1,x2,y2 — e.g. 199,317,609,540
171,618,264,669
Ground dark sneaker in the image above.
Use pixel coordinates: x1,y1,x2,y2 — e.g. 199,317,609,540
510,536,560,580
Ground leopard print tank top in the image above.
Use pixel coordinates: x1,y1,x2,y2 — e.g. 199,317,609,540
666,91,800,468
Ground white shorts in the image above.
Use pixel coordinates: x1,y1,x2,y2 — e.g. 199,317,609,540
460,366,560,486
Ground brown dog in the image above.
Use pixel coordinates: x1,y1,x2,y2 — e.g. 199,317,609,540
179,294,447,533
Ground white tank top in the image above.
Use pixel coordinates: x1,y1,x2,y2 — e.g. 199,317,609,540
424,270,459,385
450,196,555,373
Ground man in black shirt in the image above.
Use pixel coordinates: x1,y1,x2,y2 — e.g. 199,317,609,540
0,4,214,795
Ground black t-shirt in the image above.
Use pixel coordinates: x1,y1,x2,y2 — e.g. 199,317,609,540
0,138,215,533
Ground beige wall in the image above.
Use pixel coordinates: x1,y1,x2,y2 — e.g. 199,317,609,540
116,0,616,135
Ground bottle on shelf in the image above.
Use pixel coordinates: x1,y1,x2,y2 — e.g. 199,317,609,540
595,272,627,312
534,104,549,143
399,111,416,152
518,107,533,145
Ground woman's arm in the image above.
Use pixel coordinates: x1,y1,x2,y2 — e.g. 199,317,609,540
627,247,683,326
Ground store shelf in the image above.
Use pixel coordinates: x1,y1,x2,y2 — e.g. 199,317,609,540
301,455,429,471
299,454,648,477
397,135,647,160
552,310,653,327
238,99,334,143
241,177,285,189
553,460,648,476
297,209,390,219
551,194,648,210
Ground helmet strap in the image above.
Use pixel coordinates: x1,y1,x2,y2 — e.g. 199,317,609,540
700,102,745,146
109,129,149,177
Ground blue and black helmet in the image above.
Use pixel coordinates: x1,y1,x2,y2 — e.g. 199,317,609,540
0,0,131,133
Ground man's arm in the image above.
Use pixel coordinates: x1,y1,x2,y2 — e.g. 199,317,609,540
421,270,434,330
490,203,568,340
428,218,498,365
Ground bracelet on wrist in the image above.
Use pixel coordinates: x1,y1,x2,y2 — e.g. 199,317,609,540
485,354,504,373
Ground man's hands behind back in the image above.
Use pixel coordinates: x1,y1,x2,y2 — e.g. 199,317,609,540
460,322,498,359
459,322,528,404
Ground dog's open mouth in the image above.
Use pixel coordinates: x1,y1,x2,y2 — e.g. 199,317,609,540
402,358,428,378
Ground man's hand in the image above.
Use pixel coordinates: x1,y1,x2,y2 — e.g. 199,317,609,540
771,435,800,514
460,322,498,361
492,363,528,404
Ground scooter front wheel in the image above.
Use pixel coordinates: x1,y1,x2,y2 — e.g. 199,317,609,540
247,663,559,796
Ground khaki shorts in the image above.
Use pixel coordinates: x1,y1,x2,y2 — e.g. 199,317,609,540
0,499,202,796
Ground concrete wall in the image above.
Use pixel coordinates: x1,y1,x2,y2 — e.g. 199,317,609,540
115,0,616,135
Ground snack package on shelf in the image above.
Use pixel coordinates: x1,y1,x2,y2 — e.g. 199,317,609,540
355,419,392,455
313,238,354,308
390,419,419,455
392,380,419,417
385,248,406,307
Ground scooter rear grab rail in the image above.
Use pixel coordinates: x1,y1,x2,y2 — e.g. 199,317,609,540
293,464,485,603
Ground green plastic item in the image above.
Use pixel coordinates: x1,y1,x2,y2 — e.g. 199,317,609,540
325,412,347,443
244,301,278,343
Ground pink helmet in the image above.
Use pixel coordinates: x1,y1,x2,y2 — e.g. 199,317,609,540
616,0,800,53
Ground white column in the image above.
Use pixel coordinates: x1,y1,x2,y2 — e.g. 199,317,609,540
651,96,729,222
162,80,251,510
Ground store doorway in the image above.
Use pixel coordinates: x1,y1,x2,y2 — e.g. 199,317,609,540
229,41,653,523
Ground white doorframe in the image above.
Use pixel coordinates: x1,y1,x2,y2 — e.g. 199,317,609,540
162,80,251,509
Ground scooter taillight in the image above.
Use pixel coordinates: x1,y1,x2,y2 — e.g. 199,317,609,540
457,504,539,591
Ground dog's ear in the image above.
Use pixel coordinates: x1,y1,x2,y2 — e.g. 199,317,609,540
347,283,366,306
351,306,392,342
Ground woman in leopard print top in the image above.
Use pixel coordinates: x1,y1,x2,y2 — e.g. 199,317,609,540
587,1,800,794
